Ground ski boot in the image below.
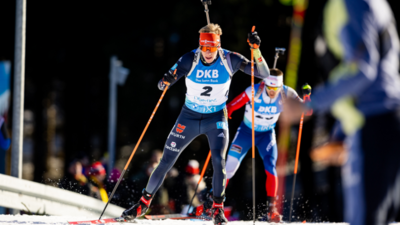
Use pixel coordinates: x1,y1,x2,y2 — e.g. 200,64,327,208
121,190,153,221
189,189,213,217
259,197,282,222
211,196,228,225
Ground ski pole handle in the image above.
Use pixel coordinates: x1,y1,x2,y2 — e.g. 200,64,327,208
200,0,211,5
302,83,313,116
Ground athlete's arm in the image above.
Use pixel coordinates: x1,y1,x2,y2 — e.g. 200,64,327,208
228,51,270,79
158,52,194,90
252,48,270,78
308,6,387,112
286,86,303,102
226,91,249,118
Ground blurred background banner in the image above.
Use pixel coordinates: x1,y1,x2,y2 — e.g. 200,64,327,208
0,60,11,215
0,60,11,174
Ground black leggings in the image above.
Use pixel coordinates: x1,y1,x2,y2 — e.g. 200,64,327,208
145,105,229,198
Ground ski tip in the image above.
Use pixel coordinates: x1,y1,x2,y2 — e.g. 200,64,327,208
252,26,255,32
68,217,127,224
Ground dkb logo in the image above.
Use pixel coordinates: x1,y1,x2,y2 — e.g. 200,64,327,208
196,70,219,78
258,106,277,113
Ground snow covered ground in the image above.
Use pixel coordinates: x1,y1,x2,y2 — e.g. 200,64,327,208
0,215,349,225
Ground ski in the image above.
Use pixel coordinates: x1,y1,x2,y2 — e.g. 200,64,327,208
68,214,212,224
145,214,212,221
68,217,127,224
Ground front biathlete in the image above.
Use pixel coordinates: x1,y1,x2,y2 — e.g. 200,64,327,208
121,24,271,225
225,69,304,222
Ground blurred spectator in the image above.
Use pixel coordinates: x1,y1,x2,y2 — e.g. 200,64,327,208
86,161,108,203
59,160,89,195
105,166,137,209
107,167,121,183
0,60,11,177
168,159,206,214
130,150,173,214
0,116,10,152
76,152,90,175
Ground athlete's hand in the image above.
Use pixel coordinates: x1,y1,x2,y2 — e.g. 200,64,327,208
302,83,312,96
302,83,313,116
281,98,309,124
247,31,261,49
162,69,177,85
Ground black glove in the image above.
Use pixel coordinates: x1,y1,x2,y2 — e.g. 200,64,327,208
247,31,261,49
162,70,177,85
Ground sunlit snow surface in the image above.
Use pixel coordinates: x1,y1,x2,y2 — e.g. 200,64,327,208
0,215,352,225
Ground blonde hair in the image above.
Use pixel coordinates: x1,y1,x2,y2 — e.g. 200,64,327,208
269,68,283,76
199,23,222,35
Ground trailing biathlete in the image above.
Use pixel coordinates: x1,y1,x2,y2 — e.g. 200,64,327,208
225,69,304,222
121,23,271,225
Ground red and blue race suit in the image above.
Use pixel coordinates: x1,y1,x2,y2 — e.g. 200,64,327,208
225,84,300,197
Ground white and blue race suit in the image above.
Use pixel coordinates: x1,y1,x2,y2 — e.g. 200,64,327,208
225,84,300,197
145,48,270,199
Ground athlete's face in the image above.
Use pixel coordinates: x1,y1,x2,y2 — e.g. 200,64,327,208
266,86,280,99
201,47,218,63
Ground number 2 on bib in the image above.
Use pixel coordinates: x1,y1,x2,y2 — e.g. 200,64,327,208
201,86,212,96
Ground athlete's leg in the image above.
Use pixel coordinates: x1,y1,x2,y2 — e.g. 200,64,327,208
256,129,281,222
122,108,201,220
145,110,200,195
201,110,230,198
225,124,252,183
202,110,230,224
257,129,278,197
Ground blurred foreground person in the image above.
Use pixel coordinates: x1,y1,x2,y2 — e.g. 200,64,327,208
282,0,400,224
223,70,305,222
121,23,271,225
311,121,347,167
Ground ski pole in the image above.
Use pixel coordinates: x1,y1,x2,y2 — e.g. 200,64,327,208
273,48,286,69
187,150,212,215
249,25,256,225
99,70,176,219
288,84,311,222
200,0,212,25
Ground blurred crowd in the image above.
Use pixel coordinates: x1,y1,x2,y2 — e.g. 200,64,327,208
58,150,214,216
